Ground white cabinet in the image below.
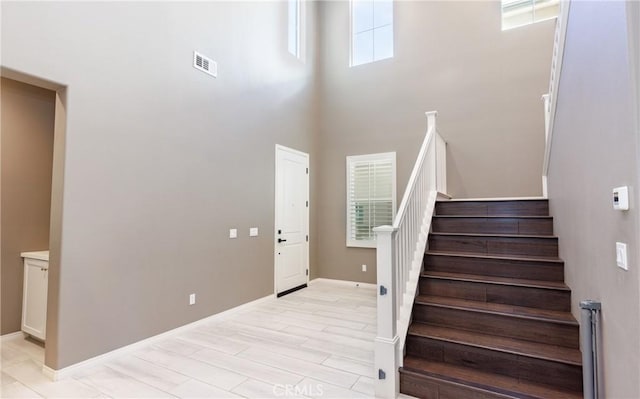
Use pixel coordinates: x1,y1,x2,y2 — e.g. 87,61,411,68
21,251,49,341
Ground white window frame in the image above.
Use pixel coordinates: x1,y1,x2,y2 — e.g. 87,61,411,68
501,0,560,31
350,0,394,67
346,152,397,248
288,0,305,60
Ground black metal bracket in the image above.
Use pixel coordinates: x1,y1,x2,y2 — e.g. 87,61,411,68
378,369,386,380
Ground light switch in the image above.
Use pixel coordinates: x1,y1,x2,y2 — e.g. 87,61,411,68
616,242,628,270
250,227,259,237
229,228,237,239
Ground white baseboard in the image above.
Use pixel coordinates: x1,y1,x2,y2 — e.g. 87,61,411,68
310,277,376,289
43,293,275,381
1,331,25,342
40,279,372,381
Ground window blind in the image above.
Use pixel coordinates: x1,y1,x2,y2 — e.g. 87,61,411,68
502,0,559,30
347,152,396,247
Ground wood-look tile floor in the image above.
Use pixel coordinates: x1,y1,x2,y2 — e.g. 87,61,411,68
0,280,387,398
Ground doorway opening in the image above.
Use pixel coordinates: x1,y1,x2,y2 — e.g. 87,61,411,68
1,68,67,372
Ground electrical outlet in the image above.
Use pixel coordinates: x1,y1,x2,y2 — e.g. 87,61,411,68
229,229,237,239
250,227,259,237
189,293,196,305
362,264,367,272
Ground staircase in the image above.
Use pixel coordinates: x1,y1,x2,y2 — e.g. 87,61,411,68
399,199,583,399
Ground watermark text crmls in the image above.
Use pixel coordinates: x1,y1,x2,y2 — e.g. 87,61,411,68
273,383,324,397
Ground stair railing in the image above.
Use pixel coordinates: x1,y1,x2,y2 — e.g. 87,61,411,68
542,1,571,197
374,111,447,398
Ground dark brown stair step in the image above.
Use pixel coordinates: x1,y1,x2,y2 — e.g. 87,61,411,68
416,295,577,324
400,357,583,399
413,295,579,348
424,251,565,282
406,332,582,392
419,271,571,311
432,216,554,235
435,199,549,217
408,323,582,366
429,233,559,258
422,271,569,290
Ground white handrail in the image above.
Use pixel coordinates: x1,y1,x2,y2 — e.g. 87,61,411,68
374,111,447,398
542,1,571,197
392,111,438,228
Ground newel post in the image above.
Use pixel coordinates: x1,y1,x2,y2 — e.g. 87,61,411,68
426,110,443,192
425,110,438,132
373,225,399,399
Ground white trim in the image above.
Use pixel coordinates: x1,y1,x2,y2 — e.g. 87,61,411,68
41,293,275,381
1,331,26,341
275,144,308,158
309,277,376,289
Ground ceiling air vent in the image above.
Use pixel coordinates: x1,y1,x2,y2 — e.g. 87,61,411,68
193,51,217,78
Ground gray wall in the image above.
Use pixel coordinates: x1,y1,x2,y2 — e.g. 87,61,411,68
316,1,554,283
547,2,640,398
0,78,55,334
1,0,557,370
1,1,318,368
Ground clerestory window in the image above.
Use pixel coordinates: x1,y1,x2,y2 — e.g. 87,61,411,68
351,0,394,66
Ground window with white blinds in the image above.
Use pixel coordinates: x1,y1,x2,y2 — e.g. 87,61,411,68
501,0,559,30
346,152,396,248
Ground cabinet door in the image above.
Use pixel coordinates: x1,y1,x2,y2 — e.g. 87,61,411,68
22,259,48,340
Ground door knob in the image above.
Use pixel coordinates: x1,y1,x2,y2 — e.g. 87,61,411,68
278,238,287,243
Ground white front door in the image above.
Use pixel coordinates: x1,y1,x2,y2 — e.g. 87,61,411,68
275,145,309,296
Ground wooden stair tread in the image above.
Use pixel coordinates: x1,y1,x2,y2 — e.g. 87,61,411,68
401,357,583,399
404,199,581,397
435,199,550,217
415,295,578,325
426,250,563,263
422,271,570,291
433,215,553,219
438,198,547,202
431,232,558,239
408,323,582,365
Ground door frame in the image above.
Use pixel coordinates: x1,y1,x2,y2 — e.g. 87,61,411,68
1,67,67,368
274,144,310,296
